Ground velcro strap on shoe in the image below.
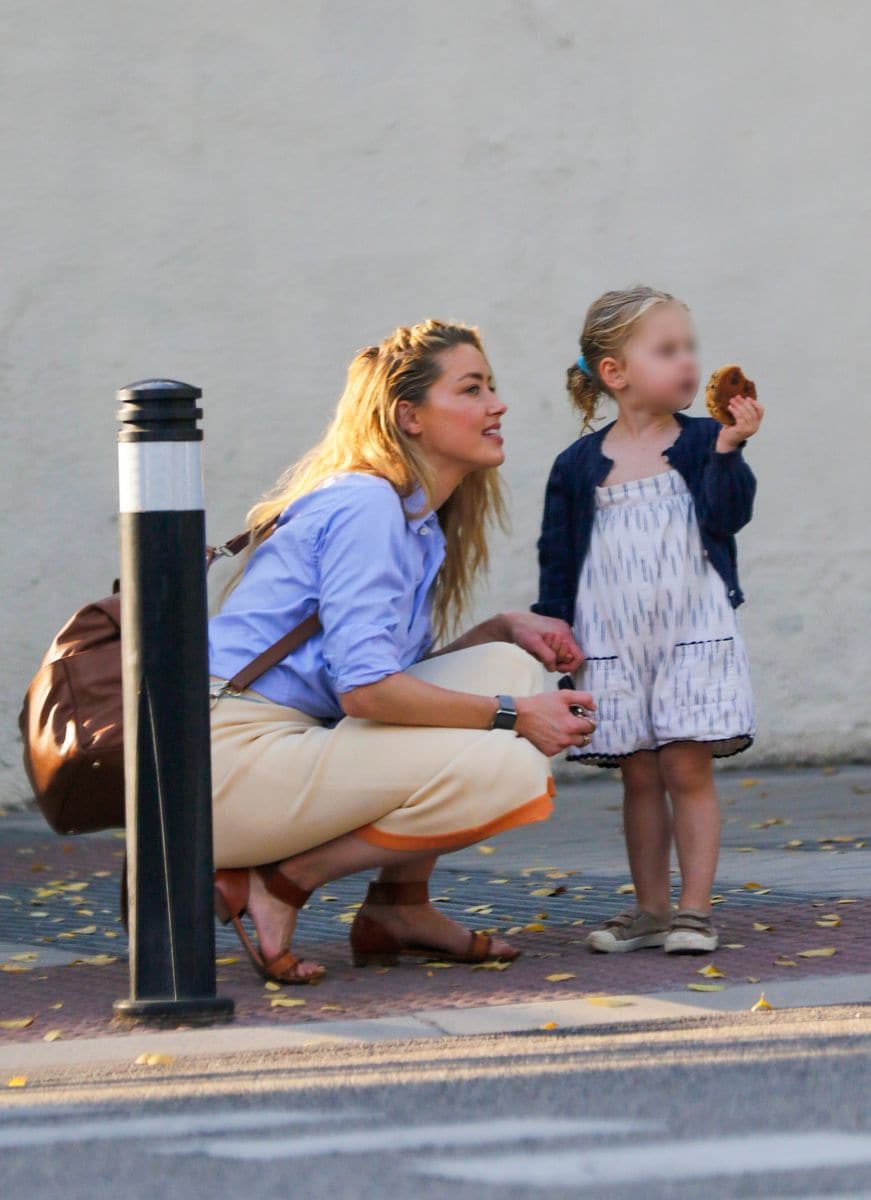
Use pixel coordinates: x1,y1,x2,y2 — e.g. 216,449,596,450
671,911,712,931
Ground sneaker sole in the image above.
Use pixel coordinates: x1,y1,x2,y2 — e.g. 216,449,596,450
586,931,668,954
664,932,719,954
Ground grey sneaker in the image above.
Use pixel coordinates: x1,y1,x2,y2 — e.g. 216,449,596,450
664,909,719,954
585,909,670,954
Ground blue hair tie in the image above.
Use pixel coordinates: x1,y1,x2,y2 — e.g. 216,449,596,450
576,354,591,377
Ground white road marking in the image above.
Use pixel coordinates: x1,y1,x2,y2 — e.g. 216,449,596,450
0,1109,343,1150
158,1117,658,1160
414,1132,871,1188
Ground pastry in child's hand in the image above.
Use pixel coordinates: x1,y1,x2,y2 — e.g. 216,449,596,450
705,364,757,425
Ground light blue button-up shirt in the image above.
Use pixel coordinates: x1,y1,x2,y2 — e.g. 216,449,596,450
208,473,446,722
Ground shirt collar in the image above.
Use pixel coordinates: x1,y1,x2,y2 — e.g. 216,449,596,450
404,485,439,534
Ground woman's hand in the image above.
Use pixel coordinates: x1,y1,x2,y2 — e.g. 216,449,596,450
515,690,596,758
716,395,765,453
502,612,584,673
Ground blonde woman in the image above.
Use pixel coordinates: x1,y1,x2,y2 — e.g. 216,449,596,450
208,320,595,984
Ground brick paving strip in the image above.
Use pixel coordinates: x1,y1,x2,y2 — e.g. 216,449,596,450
1,787,869,1045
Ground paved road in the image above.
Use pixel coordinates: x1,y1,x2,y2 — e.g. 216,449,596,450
3,1006,871,1199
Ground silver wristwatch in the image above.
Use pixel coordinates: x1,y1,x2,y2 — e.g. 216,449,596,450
489,694,517,731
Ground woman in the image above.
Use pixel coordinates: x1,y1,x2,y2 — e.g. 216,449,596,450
208,319,596,984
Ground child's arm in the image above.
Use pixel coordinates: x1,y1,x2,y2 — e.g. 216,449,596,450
531,456,576,624
698,396,763,536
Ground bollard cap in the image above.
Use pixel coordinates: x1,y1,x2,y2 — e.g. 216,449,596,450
117,379,203,443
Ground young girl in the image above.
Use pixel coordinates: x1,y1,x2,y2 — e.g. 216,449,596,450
534,286,764,954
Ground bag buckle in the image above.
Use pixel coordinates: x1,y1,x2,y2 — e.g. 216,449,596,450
209,679,235,709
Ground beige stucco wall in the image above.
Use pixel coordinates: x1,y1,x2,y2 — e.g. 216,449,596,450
2,0,869,800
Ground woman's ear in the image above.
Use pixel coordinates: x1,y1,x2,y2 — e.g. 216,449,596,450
598,356,625,393
396,400,422,436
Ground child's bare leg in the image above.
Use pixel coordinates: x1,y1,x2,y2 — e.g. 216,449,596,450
621,751,672,919
658,741,720,913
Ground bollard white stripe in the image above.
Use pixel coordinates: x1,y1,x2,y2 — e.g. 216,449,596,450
118,441,204,512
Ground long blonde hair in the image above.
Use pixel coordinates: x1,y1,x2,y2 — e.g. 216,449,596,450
230,319,507,642
567,285,686,431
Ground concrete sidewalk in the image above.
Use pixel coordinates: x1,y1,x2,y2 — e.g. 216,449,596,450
1,764,869,1070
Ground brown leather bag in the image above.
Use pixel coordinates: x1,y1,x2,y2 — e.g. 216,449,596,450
18,532,321,835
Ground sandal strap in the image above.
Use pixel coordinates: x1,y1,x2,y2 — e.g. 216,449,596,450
365,880,430,906
257,865,312,910
604,910,635,929
264,950,300,977
466,931,492,961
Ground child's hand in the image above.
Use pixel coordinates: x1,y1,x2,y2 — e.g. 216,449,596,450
716,394,765,453
503,613,584,673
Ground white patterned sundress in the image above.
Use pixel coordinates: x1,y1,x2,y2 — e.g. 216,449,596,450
569,469,755,765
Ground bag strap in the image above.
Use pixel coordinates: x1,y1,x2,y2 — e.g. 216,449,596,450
207,524,322,696
225,611,322,694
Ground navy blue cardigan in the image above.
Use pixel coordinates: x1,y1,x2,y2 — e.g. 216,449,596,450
532,412,756,624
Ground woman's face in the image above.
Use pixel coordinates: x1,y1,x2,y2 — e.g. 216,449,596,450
399,342,508,478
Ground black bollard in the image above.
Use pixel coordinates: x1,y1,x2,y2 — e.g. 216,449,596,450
113,379,234,1026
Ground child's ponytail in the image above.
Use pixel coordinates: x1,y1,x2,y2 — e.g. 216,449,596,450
566,358,601,433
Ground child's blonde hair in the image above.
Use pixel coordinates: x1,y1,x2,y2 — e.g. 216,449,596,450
568,285,686,430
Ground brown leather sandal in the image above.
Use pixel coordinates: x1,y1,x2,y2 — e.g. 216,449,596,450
349,880,521,967
214,865,325,985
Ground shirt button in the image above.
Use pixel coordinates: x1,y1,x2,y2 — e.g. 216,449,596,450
702,550,709,559
420,527,429,536
728,589,736,596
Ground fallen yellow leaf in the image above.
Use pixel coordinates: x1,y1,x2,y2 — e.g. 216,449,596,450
270,996,307,1007
746,976,760,983
697,964,726,978
0,1017,35,1030
263,981,281,992
784,840,804,848
797,947,838,958
10,953,38,962
753,922,774,932
476,845,496,855
320,1004,345,1012
43,1030,63,1042
215,956,239,966
725,943,746,950
422,962,454,969
687,983,725,992
545,973,576,983
134,1053,175,1066
584,996,634,1007
488,879,510,885
6,1077,27,1088
741,882,764,891
615,883,636,895
540,1022,559,1030
523,922,546,933
1,965,31,974
774,957,797,967
751,993,774,1012
464,905,493,915
471,960,511,971
69,954,118,966
49,1003,63,1010
337,913,355,924
816,916,842,928
740,778,761,788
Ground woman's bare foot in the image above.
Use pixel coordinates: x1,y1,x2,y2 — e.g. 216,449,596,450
245,868,324,982
361,899,517,959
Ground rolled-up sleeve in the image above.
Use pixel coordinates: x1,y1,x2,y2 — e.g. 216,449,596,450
315,480,414,694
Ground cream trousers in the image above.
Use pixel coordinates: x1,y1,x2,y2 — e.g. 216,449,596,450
210,641,555,868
